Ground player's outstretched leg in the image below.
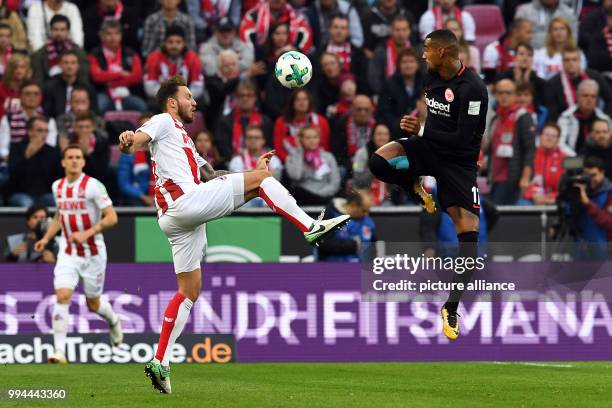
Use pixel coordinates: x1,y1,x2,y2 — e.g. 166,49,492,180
441,207,479,340
86,297,123,346
369,142,436,213
49,289,71,364
243,170,350,245
146,270,199,394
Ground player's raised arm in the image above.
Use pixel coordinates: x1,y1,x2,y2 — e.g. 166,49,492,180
119,130,152,154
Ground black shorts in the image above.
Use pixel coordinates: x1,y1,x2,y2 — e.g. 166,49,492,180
397,137,480,216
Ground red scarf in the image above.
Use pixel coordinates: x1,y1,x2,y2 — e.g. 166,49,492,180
604,26,612,58
370,179,387,206
346,116,375,157
561,69,588,108
326,42,351,73
283,112,319,155
102,46,124,105
232,110,262,155
241,150,258,170
303,147,324,170
433,6,463,30
491,104,521,182
495,37,515,72
386,38,410,77
255,2,299,46
46,40,72,69
99,0,123,19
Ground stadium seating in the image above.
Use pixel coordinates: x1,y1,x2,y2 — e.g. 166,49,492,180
464,5,506,54
103,110,142,128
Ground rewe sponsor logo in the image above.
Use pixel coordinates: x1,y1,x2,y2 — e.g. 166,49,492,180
425,96,450,113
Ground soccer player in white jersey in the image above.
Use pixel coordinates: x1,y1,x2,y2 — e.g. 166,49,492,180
34,142,123,364
118,76,349,394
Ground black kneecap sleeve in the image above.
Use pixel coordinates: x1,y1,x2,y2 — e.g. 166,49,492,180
368,154,402,185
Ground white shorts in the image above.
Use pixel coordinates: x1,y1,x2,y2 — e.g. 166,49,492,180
158,173,245,273
54,246,107,298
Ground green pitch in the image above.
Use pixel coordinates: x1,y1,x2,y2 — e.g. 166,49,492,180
3,362,611,407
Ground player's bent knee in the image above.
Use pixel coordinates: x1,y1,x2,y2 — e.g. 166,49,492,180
55,289,72,304
86,297,100,312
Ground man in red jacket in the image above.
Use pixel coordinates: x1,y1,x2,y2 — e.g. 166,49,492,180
88,19,146,113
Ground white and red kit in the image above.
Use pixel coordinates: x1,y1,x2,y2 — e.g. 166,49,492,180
51,173,112,296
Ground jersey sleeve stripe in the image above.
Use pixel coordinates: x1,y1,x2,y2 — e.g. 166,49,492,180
81,213,98,256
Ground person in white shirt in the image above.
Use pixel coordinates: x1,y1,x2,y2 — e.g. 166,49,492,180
533,16,586,80
27,0,84,51
419,0,476,42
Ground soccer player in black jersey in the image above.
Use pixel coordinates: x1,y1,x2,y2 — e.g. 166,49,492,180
368,29,488,340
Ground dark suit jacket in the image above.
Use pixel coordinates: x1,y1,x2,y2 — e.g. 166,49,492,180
546,69,612,121
376,71,423,139
214,110,273,165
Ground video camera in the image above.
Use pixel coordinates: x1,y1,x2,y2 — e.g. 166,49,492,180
557,157,591,205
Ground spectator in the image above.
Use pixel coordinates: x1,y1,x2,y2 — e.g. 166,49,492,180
204,49,240,132
30,14,88,87
314,52,342,115
214,80,273,162
0,53,31,118
368,15,414,95
0,5,26,51
584,119,612,176
515,81,549,132
0,25,22,82
27,0,83,51
56,87,106,151
4,204,56,262
89,19,146,113
304,0,364,50
484,79,535,205
558,79,612,156
187,0,241,41
116,112,154,206
574,156,612,255
533,16,586,80
443,17,479,74
0,82,57,161
69,111,109,182
273,88,330,162
42,50,96,119
419,0,476,42
141,0,196,57
327,77,356,120
361,0,415,60
254,21,295,69
546,46,612,121
316,189,375,262
199,17,254,77
578,0,612,50
332,94,375,171
352,122,392,206
144,25,204,101
515,0,577,49
229,124,282,179
6,116,61,207
194,129,224,168
286,124,340,205
83,0,139,51
497,43,547,108
483,18,534,85
587,6,612,82
239,0,314,55
522,122,565,205
377,48,423,139
319,14,368,93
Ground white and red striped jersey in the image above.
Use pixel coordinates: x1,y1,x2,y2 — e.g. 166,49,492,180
52,173,112,257
136,113,207,216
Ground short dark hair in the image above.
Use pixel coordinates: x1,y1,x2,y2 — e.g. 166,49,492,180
100,18,121,34
584,156,606,171
19,81,40,94
0,23,12,33
245,124,264,136
425,29,459,55
25,204,48,220
391,15,410,28
26,116,48,130
396,48,418,67
592,118,611,131
50,14,70,30
541,122,561,136
235,79,258,96
165,25,186,40
74,111,96,124
156,75,187,112
60,49,80,60
515,42,534,55
515,81,534,95
71,85,90,97
61,143,85,159
329,13,349,27
345,190,365,206
562,45,580,57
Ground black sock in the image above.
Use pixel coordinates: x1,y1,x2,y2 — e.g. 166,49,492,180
368,154,415,190
445,231,478,313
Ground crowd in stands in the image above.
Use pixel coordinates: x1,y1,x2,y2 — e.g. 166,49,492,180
0,0,611,210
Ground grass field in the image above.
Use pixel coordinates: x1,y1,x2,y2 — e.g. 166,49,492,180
3,362,611,407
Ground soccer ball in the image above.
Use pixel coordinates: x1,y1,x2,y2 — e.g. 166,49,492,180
274,51,313,89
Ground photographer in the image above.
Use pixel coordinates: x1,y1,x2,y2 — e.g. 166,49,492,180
575,157,612,245
4,204,56,262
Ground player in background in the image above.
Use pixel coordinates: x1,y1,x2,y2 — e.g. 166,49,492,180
34,141,123,364
369,29,488,340
118,76,349,394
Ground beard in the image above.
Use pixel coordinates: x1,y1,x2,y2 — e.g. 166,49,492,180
178,104,194,123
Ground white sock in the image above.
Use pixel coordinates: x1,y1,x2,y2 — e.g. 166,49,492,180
161,298,193,366
259,177,314,232
52,303,69,355
95,299,118,325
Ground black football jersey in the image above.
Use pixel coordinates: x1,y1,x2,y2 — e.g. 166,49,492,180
421,65,488,164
